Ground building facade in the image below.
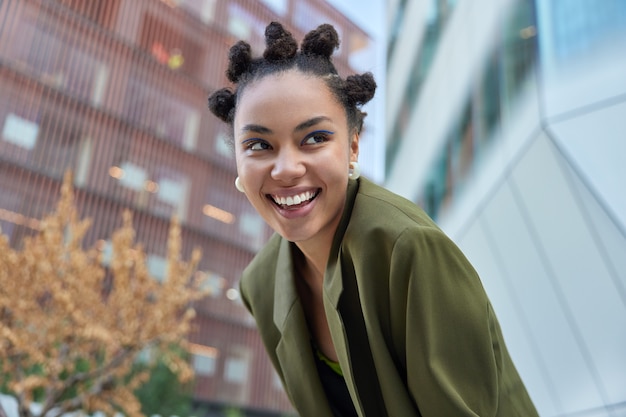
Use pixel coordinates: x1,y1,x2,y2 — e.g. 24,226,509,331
386,0,626,416
0,0,375,415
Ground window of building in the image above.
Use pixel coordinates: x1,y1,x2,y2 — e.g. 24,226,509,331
2,113,39,150
147,254,168,282
224,356,248,384
199,271,226,298
215,130,233,158
476,53,501,146
238,211,267,251
32,112,83,178
124,75,197,148
190,343,219,376
547,0,626,62
387,0,409,62
178,0,217,25
116,161,147,192
15,13,109,105
152,166,190,221
139,13,204,76
386,0,458,177
194,353,218,376
419,0,538,220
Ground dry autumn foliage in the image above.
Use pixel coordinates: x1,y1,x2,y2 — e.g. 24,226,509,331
0,172,206,417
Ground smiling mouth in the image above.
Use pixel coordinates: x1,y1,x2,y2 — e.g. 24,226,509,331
269,189,320,209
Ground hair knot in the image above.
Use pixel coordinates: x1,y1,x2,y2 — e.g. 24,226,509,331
207,88,236,123
226,41,252,83
345,72,377,106
263,22,298,61
301,24,340,58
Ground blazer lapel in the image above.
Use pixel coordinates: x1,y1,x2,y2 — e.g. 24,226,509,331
322,179,389,416
273,239,334,417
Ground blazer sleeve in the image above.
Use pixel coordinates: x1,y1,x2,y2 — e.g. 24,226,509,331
391,226,501,416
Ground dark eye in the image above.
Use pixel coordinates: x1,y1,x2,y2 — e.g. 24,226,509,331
246,140,271,151
302,131,331,145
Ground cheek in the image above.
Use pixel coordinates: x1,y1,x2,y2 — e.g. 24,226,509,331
234,151,252,176
235,158,265,190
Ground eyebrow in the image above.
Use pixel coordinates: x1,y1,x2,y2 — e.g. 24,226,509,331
294,116,332,132
239,116,332,136
240,124,272,135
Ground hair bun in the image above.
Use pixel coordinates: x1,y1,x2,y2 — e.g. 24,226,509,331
208,88,236,123
300,23,340,58
263,22,298,61
226,41,252,83
345,72,377,106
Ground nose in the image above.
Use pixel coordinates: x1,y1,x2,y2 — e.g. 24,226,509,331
271,146,305,183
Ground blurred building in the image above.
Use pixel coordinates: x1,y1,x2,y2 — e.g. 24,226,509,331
386,0,626,416
0,0,375,415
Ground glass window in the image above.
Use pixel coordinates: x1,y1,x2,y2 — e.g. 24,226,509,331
152,166,190,220
239,211,266,250
199,271,226,298
194,353,217,376
8,13,108,104
147,254,168,282
2,114,39,150
124,75,197,147
224,356,248,384
387,0,408,62
386,0,458,178
419,0,538,219
547,0,626,61
118,161,147,191
139,13,204,76
190,343,219,376
476,53,501,145
179,0,217,25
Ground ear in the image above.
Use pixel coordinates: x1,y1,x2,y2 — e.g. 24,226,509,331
350,132,360,162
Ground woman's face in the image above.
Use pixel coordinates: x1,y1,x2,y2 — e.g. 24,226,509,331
233,70,358,247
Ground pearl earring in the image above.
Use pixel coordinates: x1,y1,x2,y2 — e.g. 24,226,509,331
349,161,361,180
235,177,245,193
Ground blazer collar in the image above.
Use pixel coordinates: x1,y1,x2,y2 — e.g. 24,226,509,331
272,238,334,416
273,237,298,330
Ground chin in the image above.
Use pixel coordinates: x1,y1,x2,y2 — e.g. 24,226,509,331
275,227,313,243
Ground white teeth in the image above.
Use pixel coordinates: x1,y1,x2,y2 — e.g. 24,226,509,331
273,191,315,206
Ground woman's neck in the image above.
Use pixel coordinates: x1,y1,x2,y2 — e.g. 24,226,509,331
293,202,345,285
294,241,327,286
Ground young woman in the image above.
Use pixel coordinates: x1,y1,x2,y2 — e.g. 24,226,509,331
208,22,538,417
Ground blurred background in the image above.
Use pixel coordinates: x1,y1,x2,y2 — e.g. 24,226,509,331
0,0,624,416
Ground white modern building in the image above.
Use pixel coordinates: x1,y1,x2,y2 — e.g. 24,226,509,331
385,0,626,416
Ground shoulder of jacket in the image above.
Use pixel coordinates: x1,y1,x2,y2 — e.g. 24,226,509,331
349,178,442,240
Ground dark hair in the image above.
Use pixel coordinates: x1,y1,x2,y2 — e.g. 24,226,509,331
208,22,376,140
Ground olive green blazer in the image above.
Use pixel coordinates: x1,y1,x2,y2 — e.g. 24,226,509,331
240,178,538,417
